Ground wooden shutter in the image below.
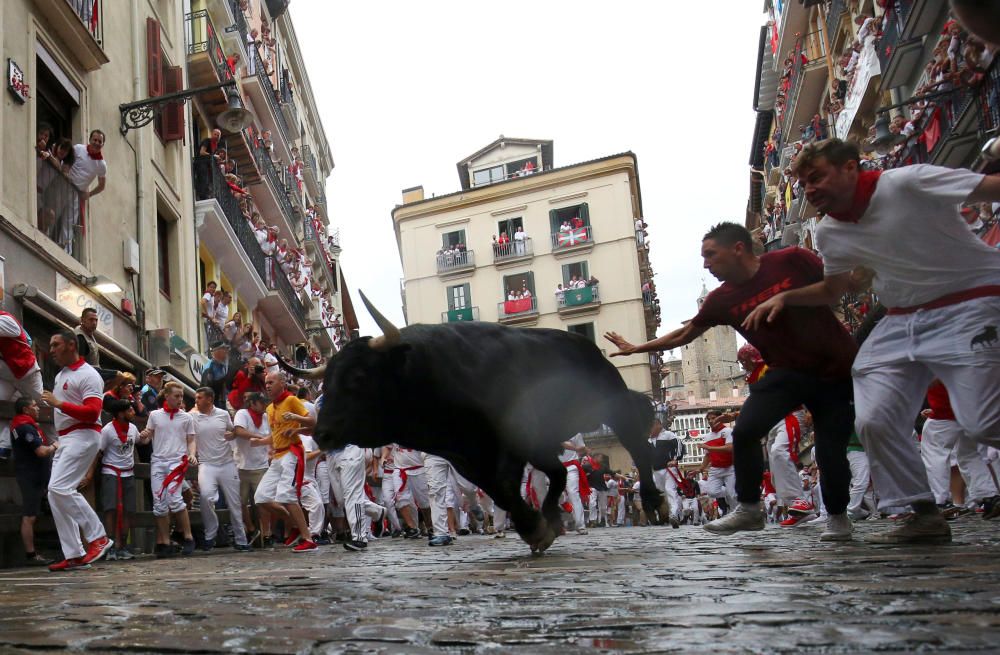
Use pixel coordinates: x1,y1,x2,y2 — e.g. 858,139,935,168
579,202,590,226
161,66,185,142
548,209,559,235
147,18,163,97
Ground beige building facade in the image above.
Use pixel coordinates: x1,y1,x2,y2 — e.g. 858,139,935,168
392,138,659,396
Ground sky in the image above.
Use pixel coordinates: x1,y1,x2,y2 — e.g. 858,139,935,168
289,1,767,347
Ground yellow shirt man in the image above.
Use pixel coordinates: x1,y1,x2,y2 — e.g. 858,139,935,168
267,392,307,458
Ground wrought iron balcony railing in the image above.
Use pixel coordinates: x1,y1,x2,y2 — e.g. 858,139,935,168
493,237,533,263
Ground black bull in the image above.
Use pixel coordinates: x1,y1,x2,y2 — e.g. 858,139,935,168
280,319,668,553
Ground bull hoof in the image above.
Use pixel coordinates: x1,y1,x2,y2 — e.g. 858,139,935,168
670,517,680,529
535,526,558,553
520,523,549,549
657,500,672,523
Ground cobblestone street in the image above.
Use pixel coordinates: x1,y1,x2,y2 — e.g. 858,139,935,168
0,517,998,653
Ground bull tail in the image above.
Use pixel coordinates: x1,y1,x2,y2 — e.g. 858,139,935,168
275,353,327,381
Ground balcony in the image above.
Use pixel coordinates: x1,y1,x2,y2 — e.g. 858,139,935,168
497,296,538,325
493,237,533,266
301,144,320,197
279,73,299,137
877,0,927,91
442,307,479,323
551,225,594,257
303,217,338,290
825,0,847,46
779,32,828,147
193,156,306,342
558,285,601,318
33,0,107,71
36,161,83,264
250,139,298,234
436,249,475,277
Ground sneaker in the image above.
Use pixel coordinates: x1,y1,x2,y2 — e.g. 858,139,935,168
315,534,332,546
283,529,301,547
105,548,118,561
116,548,135,561
233,543,252,552
981,495,1000,521
428,535,453,546
81,536,114,565
26,554,53,566
806,513,828,526
494,531,506,539
471,506,485,523
292,540,319,553
847,509,870,521
201,538,215,552
788,499,816,516
780,513,816,528
181,539,196,556
703,504,766,535
403,527,420,539
390,530,403,538
458,528,471,536
342,539,368,552
820,513,853,541
154,544,174,559
246,528,261,545
261,536,275,548
576,528,589,535
864,511,952,544
48,557,91,572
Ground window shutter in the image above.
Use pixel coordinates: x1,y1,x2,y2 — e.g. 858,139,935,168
147,18,164,97
161,67,185,142
561,264,570,287
549,209,559,234
579,203,590,226
462,283,471,308
527,271,535,297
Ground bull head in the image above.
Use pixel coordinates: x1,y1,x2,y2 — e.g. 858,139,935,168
359,291,401,351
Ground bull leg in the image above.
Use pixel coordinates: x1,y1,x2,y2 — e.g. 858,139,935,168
608,391,668,524
485,455,549,553
523,458,566,553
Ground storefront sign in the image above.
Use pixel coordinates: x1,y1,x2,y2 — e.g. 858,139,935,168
7,59,28,103
55,273,112,333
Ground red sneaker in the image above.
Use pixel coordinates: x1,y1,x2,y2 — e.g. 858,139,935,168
788,499,816,516
81,536,114,564
780,513,816,527
292,540,318,553
48,557,91,572
283,529,301,547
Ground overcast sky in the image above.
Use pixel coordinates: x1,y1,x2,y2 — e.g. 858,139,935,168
290,1,766,347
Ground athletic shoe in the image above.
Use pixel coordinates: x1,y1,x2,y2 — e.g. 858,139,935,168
576,528,589,535
261,536,275,548
864,511,951,544
494,531,506,539
390,529,402,538
820,513,853,541
428,535,453,546
116,548,135,561
81,536,114,565
787,499,816,516
105,548,118,561
458,528,471,536
780,513,816,527
48,557,91,572
981,495,1000,520
471,506,485,523
703,504,765,535
314,534,332,546
292,540,318,553
233,544,252,552
181,539,196,556
26,554,53,566
154,544,173,559
403,527,420,539
201,538,215,552
847,509,870,521
246,528,261,545
283,529,301,547
806,514,828,526
342,540,367,552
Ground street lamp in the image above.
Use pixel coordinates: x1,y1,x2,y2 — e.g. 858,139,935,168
118,80,253,135
83,275,122,294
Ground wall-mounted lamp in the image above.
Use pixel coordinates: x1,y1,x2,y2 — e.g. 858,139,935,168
83,275,122,294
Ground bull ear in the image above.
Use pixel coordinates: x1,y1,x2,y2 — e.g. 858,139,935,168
359,290,401,351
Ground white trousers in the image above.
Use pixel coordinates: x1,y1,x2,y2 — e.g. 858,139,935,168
151,456,189,516
767,413,804,504
379,473,400,530
853,296,1000,509
425,454,452,538
48,432,106,559
393,468,430,510
682,497,702,524
847,450,872,515
334,446,382,542
0,362,43,401
316,460,331,504
615,496,626,525
921,418,996,504
705,466,736,507
198,461,247,545
563,463,586,529
652,468,682,521
300,477,325,537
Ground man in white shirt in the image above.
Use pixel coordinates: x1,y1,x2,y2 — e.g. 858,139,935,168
42,330,112,571
700,411,738,524
748,138,1000,543
647,416,684,528
559,433,589,534
514,226,527,255
95,400,139,560
139,381,198,557
62,130,107,253
231,392,271,545
390,444,430,538
189,387,249,551
333,444,385,551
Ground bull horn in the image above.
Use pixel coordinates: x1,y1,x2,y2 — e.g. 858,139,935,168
275,353,328,381
359,290,401,351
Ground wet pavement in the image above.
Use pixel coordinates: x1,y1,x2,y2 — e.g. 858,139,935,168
0,516,998,654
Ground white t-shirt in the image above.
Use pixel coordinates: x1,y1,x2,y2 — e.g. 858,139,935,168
189,406,235,466
816,165,999,308
559,433,585,463
232,408,270,471
201,293,215,319
607,478,619,498
300,434,320,479
99,421,138,476
214,301,230,326
53,360,104,434
66,144,108,191
393,444,424,469
147,408,194,462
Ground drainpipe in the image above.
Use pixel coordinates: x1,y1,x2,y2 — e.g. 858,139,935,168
127,0,148,359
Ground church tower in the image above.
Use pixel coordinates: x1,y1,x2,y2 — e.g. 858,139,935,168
681,284,746,400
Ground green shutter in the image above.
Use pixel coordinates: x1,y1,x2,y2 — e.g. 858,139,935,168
549,209,559,234
579,203,590,226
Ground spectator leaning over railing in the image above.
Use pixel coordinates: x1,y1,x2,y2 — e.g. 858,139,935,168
64,129,108,252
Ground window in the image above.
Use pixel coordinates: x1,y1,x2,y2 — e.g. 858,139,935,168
157,214,171,298
147,18,184,142
549,203,590,234
567,322,596,343
472,165,504,187
561,261,590,287
447,283,470,310
441,229,466,248
505,156,539,178
502,271,535,298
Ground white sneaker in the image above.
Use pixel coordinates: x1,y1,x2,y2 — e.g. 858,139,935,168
820,513,853,541
806,513,828,526
864,511,951,544
576,528,589,535
703,504,765,535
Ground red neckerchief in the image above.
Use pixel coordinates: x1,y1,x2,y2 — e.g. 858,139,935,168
828,170,881,223
112,418,131,444
68,357,87,371
248,407,264,428
210,137,218,151
745,363,768,385
710,420,728,433
273,390,293,405
86,145,103,160
162,402,179,420
10,414,48,445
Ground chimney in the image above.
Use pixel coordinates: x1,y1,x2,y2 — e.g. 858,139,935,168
401,185,424,204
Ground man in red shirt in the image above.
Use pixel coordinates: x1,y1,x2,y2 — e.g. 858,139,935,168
605,222,857,541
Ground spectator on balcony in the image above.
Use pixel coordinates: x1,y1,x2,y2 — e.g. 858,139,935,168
64,129,107,251
223,311,244,344
214,291,231,343
225,173,250,199
497,231,510,257
514,226,527,256
37,138,74,241
559,221,572,234
199,129,223,161
246,28,259,76
226,51,241,79
571,216,584,230
555,284,565,303
585,276,600,288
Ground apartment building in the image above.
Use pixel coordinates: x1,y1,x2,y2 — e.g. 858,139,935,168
392,137,660,396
